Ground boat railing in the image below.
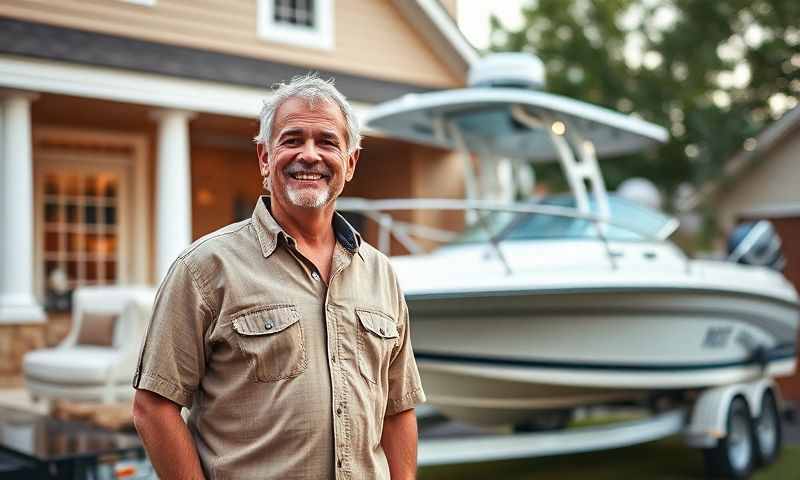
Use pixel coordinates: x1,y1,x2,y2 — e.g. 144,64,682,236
337,197,676,273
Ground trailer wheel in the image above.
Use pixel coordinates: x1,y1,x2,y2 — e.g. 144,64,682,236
754,390,782,467
703,396,755,479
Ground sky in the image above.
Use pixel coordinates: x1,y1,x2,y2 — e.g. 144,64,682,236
457,1,526,50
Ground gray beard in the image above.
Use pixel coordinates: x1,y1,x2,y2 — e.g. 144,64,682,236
287,185,330,208
266,175,331,208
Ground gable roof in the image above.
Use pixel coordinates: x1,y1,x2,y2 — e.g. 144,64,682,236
0,0,477,102
391,0,479,76
680,105,800,212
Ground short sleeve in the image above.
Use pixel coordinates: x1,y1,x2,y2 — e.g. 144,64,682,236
133,257,213,407
385,281,426,416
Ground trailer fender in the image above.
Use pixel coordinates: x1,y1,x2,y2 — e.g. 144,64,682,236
685,379,776,448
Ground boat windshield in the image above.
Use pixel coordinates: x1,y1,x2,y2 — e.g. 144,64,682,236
452,194,676,244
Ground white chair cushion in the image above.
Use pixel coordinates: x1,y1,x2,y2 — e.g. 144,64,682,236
23,346,130,385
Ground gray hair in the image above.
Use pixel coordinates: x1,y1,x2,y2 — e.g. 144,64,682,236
254,74,361,155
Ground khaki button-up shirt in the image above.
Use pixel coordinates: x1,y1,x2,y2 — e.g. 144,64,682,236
133,196,425,479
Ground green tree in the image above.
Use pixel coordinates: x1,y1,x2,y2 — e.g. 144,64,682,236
490,0,800,207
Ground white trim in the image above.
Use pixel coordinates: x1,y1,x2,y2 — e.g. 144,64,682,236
390,0,477,77
257,0,334,51
120,0,156,6
0,54,371,124
414,0,477,66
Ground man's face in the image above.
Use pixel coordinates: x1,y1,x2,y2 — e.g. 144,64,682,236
258,97,358,211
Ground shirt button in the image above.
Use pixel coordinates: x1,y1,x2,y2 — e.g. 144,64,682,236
331,355,336,363
311,271,320,281
264,321,274,330
379,328,385,335
337,459,342,468
336,406,342,416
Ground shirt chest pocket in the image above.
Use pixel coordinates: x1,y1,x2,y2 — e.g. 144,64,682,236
231,304,307,383
356,308,399,385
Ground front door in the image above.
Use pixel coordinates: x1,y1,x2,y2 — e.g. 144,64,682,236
33,128,146,312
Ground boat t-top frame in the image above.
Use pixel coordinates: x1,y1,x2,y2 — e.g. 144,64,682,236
344,54,672,268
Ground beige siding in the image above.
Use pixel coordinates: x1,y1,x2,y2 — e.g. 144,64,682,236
715,129,800,233
3,0,461,87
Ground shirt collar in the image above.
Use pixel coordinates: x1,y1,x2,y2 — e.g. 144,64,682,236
252,196,362,258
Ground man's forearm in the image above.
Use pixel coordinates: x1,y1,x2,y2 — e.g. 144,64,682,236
133,390,205,480
381,408,418,480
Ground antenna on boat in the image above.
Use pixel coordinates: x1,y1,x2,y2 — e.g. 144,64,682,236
475,210,513,275
441,114,514,273
444,119,480,226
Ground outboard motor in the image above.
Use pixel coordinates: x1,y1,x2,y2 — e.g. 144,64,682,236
727,220,786,271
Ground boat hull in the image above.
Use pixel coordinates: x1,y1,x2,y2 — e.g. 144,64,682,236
409,287,798,426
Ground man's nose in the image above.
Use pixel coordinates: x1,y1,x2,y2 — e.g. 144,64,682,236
300,139,322,161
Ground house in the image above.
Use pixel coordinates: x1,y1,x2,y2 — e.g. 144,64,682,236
0,0,476,382
685,105,800,400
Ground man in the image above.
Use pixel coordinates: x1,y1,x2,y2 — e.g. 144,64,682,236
132,75,425,479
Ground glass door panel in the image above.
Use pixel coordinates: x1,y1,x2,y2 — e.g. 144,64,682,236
39,171,123,311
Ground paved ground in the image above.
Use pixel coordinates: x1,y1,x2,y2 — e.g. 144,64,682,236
0,387,47,414
782,401,800,444
4,387,799,445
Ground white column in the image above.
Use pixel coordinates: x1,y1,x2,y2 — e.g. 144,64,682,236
152,109,194,280
0,92,45,324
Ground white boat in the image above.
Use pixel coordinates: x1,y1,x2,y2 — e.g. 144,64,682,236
348,53,799,427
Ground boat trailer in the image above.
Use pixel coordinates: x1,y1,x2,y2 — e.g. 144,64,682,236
418,378,787,479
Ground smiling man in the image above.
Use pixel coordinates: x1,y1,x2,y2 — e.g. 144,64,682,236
132,75,425,479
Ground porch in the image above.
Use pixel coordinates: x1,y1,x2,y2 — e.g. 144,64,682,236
0,91,464,382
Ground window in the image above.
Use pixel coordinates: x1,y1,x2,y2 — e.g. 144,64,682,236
40,172,124,311
34,128,150,312
258,0,334,50
274,0,315,27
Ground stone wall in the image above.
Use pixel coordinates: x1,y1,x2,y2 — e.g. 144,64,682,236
0,313,71,386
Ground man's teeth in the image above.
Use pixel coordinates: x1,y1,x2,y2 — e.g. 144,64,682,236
292,173,323,180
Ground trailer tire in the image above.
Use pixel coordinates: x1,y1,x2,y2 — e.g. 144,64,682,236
703,396,755,479
754,390,782,467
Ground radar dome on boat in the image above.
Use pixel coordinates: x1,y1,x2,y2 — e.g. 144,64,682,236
468,53,546,90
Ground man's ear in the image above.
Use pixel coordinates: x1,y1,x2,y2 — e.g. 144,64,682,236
257,143,269,177
345,148,360,182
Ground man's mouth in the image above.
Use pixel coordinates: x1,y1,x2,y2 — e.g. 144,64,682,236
289,172,326,181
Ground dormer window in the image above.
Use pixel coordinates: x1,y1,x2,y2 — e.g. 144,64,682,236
258,0,334,51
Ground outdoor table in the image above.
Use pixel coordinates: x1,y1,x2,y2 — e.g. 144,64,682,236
0,405,150,479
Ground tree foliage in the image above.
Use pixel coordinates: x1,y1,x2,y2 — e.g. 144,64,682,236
490,0,800,206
